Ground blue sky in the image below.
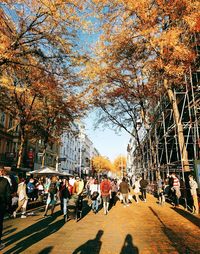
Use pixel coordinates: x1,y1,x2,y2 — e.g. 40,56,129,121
83,112,130,162
78,15,131,162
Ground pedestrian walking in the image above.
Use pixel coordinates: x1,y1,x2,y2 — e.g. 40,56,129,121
110,179,118,206
61,179,73,222
72,176,84,219
119,177,130,207
100,175,111,215
13,178,28,218
171,173,181,207
90,179,100,214
157,176,165,205
133,178,140,203
189,175,199,215
36,180,44,202
86,176,94,198
69,176,75,187
73,176,84,196
157,176,166,205
43,176,58,217
0,168,11,250
167,174,174,201
27,178,35,201
139,177,148,202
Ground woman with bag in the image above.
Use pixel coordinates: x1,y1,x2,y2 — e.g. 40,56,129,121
90,179,100,214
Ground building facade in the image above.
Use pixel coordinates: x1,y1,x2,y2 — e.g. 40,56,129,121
59,121,100,176
0,110,19,167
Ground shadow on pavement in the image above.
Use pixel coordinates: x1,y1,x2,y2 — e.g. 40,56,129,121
120,234,139,254
3,228,17,237
3,211,63,254
72,230,103,254
170,207,200,228
3,225,12,231
149,206,193,253
38,246,54,254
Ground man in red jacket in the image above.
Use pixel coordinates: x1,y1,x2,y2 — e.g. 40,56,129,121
100,175,111,215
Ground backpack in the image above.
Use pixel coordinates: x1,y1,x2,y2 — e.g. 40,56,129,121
101,180,110,194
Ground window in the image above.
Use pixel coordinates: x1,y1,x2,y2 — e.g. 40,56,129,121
1,112,5,126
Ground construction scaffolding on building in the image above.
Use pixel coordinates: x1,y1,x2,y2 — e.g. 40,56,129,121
131,67,200,183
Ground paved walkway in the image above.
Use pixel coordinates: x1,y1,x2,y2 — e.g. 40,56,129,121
1,195,200,254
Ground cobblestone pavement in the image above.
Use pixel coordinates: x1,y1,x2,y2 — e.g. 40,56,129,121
1,194,200,254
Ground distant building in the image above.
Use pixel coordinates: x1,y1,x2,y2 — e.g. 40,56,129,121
59,120,100,176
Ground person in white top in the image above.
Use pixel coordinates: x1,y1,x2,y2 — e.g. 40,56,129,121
133,178,141,203
189,175,199,215
69,176,75,187
90,179,100,214
13,178,28,219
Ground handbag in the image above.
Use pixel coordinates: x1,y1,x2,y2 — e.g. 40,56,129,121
91,191,99,200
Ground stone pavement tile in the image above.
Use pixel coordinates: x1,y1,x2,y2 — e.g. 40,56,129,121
2,194,200,254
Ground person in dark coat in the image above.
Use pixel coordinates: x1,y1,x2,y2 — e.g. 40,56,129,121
0,167,12,250
119,177,130,207
139,177,148,202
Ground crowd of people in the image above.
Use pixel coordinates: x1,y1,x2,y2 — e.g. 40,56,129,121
0,166,199,251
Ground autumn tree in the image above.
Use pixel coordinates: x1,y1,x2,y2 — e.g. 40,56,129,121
84,0,200,172
31,78,86,168
92,155,113,176
113,155,127,176
0,1,88,168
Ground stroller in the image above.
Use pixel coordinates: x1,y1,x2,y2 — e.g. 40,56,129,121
67,194,83,221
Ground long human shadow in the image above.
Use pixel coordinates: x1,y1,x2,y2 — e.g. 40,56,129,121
3,228,17,237
170,207,200,228
38,246,54,254
120,234,139,254
4,218,63,254
72,230,103,254
3,211,63,253
149,207,193,253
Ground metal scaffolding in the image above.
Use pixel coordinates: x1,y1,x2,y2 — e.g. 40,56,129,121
130,68,200,181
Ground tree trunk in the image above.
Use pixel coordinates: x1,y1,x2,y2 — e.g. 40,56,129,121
164,79,190,172
17,135,25,169
41,146,47,168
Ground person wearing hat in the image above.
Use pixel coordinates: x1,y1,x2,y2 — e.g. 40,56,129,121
0,167,12,250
